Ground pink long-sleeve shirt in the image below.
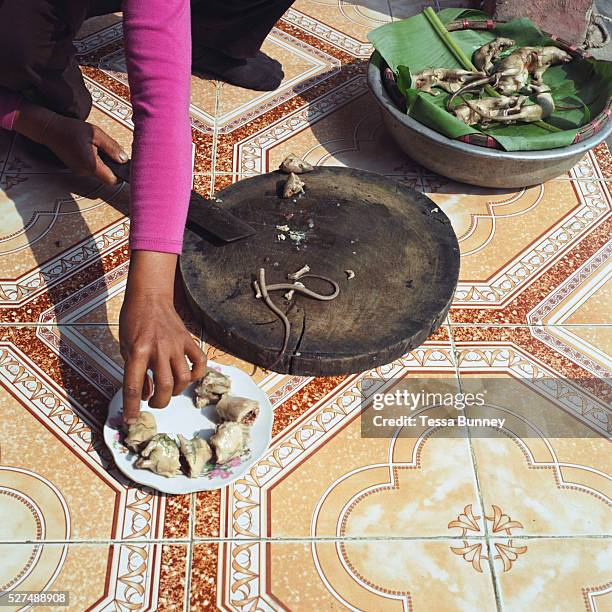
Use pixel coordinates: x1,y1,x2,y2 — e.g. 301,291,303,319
0,0,192,255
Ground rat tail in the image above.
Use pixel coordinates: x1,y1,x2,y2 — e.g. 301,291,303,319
446,75,496,112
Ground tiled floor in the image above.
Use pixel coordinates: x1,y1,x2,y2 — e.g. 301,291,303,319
1,2,611,611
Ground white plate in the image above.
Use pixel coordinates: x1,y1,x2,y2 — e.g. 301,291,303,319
103,362,272,494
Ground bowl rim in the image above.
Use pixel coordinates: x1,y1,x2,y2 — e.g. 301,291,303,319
366,53,612,161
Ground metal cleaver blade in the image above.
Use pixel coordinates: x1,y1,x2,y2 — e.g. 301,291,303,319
99,153,256,243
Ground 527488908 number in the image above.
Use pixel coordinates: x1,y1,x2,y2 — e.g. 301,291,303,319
0,592,69,607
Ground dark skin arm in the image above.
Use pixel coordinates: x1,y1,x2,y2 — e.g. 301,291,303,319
13,99,128,185
14,100,207,423
120,251,207,423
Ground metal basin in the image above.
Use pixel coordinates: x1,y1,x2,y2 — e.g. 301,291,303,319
367,56,612,188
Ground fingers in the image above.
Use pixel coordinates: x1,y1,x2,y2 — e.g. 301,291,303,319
149,361,174,409
93,125,128,164
93,155,119,186
185,339,207,382
91,125,128,186
171,355,192,396
148,341,206,404
122,356,148,425
124,337,206,414
142,374,154,401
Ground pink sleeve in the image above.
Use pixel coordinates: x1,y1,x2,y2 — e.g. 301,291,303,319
0,88,22,131
122,0,192,254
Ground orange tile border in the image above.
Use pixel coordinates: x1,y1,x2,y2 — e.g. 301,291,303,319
0,543,188,610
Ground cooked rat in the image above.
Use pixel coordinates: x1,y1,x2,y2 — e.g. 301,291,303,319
531,46,572,83
449,44,572,110
413,68,485,95
135,434,182,478
473,37,515,74
216,395,260,425
195,369,231,407
453,94,524,125
279,154,314,174
178,434,213,477
455,85,555,125
210,422,250,464
282,172,305,198
124,411,157,452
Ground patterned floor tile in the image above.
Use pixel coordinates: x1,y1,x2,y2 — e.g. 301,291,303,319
449,322,611,605
448,179,611,324
591,142,612,180
38,245,200,326
267,421,478,539
75,13,122,44
191,539,498,611
291,0,391,50
215,30,341,131
2,4,610,611
492,539,611,611
451,324,611,385
0,326,193,541
436,178,610,323
470,432,610,536
529,324,612,379
211,173,256,195
0,543,188,610
0,131,129,323
192,174,215,199
193,330,477,540
264,88,423,176
451,325,610,539
527,236,611,327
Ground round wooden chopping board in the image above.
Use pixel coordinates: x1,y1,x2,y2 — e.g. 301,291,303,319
181,167,459,376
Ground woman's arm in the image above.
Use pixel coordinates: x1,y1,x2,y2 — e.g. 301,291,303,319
122,0,193,254
119,0,206,423
120,251,206,423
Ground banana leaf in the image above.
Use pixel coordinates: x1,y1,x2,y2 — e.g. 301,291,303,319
368,8,612,151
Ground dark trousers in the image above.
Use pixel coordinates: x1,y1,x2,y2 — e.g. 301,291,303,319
0,0,293,121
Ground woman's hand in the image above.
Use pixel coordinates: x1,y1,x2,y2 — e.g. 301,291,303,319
120,251,207,424
13,99,127,185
